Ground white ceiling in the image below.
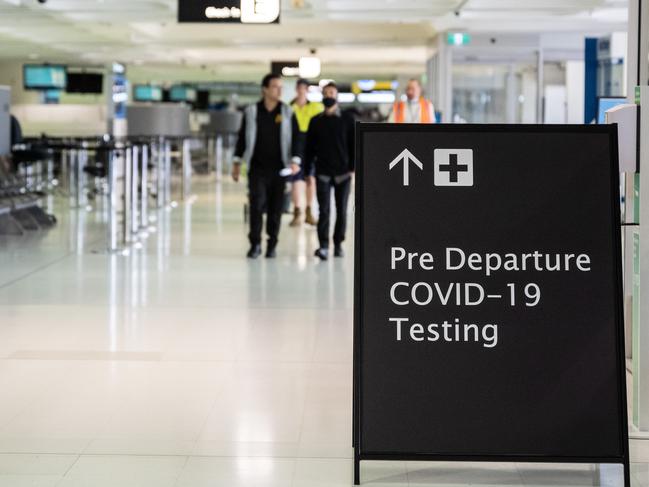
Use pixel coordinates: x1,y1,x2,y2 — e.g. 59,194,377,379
0,0,629,82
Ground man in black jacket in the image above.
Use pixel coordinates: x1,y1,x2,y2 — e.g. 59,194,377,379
232,74,301,259
303,82,355,260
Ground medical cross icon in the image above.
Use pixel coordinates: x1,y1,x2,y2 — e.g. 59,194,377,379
439,154,468,183
434,149,474,187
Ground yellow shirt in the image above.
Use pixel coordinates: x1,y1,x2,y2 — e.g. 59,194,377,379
292,100,324,133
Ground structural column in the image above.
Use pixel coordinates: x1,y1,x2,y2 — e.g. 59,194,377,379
536,48,544,123
630,0,649,432
426,35,453,123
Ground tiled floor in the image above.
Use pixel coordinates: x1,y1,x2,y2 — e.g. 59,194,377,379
0,176,646,486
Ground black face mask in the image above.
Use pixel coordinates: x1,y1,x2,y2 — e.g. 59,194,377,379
322,97,337,108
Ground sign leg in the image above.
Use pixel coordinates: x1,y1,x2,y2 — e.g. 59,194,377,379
353,449,360,485
624,459,631,487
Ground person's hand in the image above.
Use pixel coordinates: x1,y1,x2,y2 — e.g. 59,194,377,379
232,163,241,182
291,163,300,175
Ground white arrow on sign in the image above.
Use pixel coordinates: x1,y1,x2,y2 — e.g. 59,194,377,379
388,148,424,186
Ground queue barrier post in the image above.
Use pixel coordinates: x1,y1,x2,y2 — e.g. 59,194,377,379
131,145,140,238
182,138,192,201
124,145,132,245
140,143,149,231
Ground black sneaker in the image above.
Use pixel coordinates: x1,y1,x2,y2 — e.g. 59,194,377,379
334,246,344,258
247,244,262,259
265,247,277,259
314,248,329,261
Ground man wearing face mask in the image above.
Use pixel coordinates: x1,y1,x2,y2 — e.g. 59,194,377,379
303,82,355,261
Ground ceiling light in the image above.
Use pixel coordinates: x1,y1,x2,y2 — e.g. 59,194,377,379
281,66,300,77
337,92,356,103
357,93,395,104
307,92,323,103
241,0,280,24
299,56,321,79
356,80,376,92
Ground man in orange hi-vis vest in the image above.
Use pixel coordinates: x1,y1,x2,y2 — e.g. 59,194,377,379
388,79,436,124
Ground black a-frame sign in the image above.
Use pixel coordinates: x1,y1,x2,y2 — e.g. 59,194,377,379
353,124,630,485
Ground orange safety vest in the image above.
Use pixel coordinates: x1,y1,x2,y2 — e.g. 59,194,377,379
393,98,432,123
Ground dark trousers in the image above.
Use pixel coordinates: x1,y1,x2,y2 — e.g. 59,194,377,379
316,175,351,249
248,172,286,247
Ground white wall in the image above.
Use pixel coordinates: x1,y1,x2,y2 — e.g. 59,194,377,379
0,62,40,105
0,61,108,136
565,60,585,124
0,61,107,106
544,85,567,124
520,69,537,124
11,105,108,137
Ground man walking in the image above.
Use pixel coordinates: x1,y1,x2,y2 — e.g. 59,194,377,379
389,78,436,123
289,78,323,227
304,82,355,261
233,74,300,259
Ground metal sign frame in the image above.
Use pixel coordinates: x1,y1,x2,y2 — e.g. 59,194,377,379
352,123,630,486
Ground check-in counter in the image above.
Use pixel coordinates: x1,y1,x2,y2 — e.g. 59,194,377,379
201,110,242,179
127,104,193,204
127,104,192,139
0,87,10,156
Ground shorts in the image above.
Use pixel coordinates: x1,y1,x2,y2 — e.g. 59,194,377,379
290,166,315,182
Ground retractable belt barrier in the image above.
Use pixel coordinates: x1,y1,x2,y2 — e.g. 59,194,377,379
15,134,195,253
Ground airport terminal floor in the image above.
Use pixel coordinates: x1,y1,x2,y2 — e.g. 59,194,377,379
0,175,646,486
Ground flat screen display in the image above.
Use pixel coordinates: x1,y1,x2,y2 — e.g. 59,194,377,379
44,90,61,104
66,72,104,94
134,85,163,102
597,97,626,124
170,86,197,102
23,65,67,90
195,90,210,110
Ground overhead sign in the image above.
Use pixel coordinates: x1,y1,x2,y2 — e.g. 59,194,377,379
353,124,630,485
447,32,471,46
178,0,280,23
271,61,299,77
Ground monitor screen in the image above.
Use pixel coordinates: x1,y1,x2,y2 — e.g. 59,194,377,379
134,85,163,102
44,90,61,104
170,86,197,102
23,65,67,90
195,90,210,110
597,97,626,124
66,72,104,94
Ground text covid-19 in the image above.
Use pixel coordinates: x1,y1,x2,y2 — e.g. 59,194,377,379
385,247,592,349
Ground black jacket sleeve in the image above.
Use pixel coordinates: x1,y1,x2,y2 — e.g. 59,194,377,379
234,111,247,160
347,115,356,172
303,116,318,177
290,113,302,162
